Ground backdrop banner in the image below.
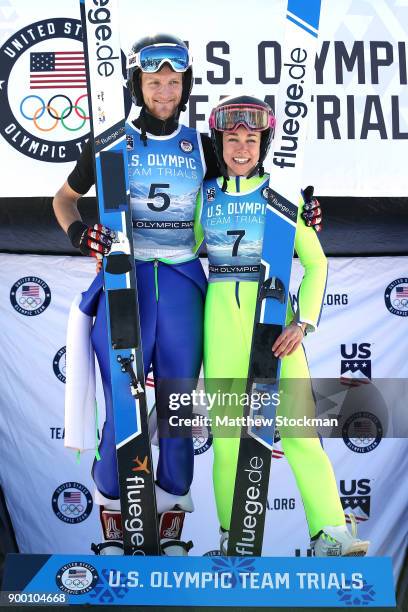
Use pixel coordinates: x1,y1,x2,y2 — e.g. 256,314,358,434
1,0,408,197
0,253,406,587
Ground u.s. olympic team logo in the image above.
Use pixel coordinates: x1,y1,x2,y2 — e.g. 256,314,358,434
10,276,51,316
56,562,99,595
52,482,93,524
192,414,213,455
0,18,90,162
179,139,194,153
342,411,383,454
53,346,66,383
384,278,408,317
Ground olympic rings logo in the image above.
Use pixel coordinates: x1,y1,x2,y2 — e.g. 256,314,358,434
393,298,408,308
64,578,90,588
20,94,89,131
18,296,42,307
60,503,84,515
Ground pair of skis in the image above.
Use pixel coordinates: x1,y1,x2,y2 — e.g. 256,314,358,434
80,0,160,555
81,0,322,556
228,1,323,555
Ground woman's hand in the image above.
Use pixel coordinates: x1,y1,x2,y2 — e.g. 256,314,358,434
96,256,103,274
272,322,306,358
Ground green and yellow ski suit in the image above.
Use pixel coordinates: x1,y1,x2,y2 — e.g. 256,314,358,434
200,175,345,538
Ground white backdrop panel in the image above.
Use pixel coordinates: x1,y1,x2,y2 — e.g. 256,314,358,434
0,253,406,587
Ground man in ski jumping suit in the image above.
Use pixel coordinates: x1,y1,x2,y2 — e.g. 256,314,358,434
55,36,321,555
56,34,216,556
200,96,369,557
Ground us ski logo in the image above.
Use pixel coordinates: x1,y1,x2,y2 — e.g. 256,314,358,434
10,276,51,316
206,187,216,201
384,277,408,316
340,342,372,383
339,478,371,523
0,18,90,162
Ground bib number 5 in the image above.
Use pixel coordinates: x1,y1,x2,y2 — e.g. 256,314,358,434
147,183,170,212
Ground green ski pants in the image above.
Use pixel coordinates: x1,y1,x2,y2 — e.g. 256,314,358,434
203,281,345,538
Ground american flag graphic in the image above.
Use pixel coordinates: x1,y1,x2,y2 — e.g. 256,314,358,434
396,286,408,297
64,491,81,503
350,419,375,437
146,375,155,388
30,51,86,89
22,285,40,297
68,568,87,578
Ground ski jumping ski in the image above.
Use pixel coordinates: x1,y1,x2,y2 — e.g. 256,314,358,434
80,0,160,555
228,0,323,556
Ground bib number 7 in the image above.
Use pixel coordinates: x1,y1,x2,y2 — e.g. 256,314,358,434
227,229,246,256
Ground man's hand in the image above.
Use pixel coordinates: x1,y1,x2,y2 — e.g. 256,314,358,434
301,185,322,232
67,221,116,258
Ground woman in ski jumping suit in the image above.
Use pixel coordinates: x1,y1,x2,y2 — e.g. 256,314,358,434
200,95,369,557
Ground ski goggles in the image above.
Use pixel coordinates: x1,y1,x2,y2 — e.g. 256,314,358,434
127,43,191,73
209,104,275,132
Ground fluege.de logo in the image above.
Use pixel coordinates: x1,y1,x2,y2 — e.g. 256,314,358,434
0,18,89,162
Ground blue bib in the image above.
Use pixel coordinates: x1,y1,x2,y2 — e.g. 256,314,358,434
126,123,206,261
201,176,269,282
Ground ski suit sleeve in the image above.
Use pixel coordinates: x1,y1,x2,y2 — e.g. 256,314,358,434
67,140,95,195
64,294,97,451
293,194,328,333
201,133,220,179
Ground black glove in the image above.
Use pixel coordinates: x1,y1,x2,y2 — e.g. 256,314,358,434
302,186,322,233
67,221,116,258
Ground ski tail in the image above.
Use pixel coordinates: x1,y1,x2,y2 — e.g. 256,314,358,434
80,0,160,555
227,0,323,557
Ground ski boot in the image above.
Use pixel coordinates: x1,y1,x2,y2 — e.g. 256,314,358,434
312,514,369,557
156,485,194,556
91,505,124,556
91,541,124,555
219,527,229,556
